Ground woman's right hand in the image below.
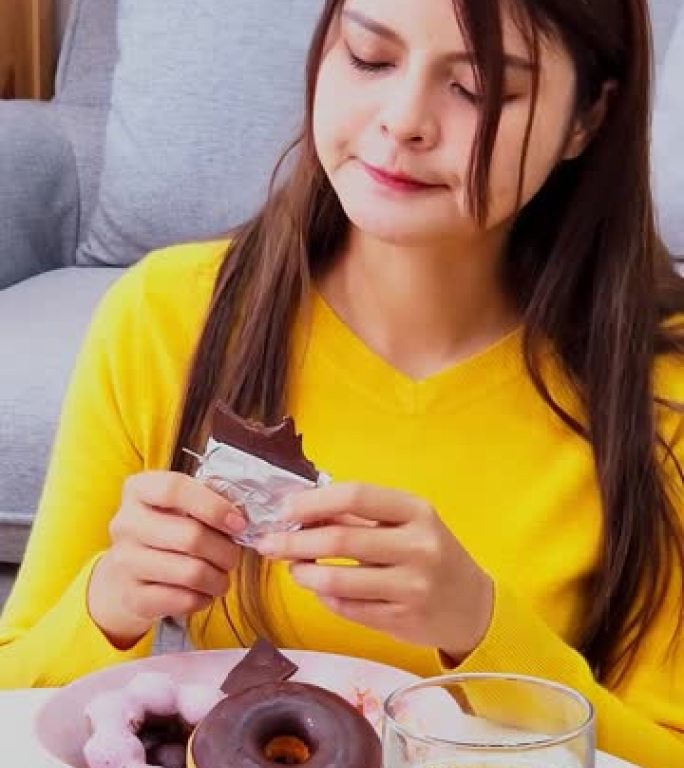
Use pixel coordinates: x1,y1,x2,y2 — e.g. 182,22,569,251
87,471,246,649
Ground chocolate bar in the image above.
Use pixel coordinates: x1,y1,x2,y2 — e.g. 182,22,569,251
190,403,331,547
213,403,318,482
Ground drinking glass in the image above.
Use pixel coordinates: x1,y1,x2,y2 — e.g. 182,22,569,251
383,673,595,768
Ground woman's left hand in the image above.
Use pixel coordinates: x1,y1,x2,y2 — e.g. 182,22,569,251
255,483,494,662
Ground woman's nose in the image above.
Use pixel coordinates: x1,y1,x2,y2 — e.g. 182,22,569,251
379,74,440,149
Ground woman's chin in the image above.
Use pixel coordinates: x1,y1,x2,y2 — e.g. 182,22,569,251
339,194,462,247
347,216,450,247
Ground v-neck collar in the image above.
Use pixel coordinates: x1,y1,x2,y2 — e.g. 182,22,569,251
304,289,526,416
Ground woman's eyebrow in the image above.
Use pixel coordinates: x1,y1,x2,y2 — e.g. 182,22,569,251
342,9,537,71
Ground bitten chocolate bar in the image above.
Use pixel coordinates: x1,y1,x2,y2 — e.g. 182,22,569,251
189,402,331,548
213,402,319,483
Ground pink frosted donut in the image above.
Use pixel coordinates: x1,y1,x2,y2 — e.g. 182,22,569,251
86,690,146,733
126,673,178,717
83,731,145,768
176,685,224,727
83,673,223,768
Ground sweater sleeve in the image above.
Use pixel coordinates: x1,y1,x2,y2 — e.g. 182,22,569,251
441,579,684,767
0,263,159,688
441,414,684,767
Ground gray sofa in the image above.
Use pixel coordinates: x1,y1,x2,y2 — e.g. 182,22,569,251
1,0,683,564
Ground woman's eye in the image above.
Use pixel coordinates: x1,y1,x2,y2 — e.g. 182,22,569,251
347,47,393,74
452,82,522,106
452,83,485,105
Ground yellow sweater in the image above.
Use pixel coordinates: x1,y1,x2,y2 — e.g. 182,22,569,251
1,241,683,765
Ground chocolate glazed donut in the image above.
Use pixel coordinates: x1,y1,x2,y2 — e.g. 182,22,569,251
188,681,382,768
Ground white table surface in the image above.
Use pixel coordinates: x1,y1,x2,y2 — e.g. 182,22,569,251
0,689,640,768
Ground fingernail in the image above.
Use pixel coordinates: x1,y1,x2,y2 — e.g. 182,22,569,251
224,514,247,533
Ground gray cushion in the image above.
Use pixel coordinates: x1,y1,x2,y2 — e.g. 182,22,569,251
52,0,119,249
77,0,321,266
0,102,79,288
54,103,112,251
652,0,683,72
653,4,684,255
0,268,123,546
54,0,119,108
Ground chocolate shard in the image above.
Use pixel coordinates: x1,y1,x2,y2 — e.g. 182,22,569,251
212,402,319,482
220,638,299,697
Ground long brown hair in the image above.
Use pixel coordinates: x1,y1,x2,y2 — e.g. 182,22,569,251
170,0,684,685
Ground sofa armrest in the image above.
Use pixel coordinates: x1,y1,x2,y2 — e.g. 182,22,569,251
0,101,80,290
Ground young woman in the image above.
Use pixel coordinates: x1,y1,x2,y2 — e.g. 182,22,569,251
1,0,683,763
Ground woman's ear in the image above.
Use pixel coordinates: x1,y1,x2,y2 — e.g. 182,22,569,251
563,80,617,160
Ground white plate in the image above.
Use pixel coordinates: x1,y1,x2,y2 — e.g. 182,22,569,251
33,649,639,768
35,649,419,767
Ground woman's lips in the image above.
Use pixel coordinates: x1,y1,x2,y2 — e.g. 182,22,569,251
362,162,442,193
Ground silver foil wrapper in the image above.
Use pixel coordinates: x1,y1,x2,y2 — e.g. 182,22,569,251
192,437,331,547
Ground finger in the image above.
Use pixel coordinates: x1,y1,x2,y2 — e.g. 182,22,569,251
283,484,426,527
289,561,406,602
127,547,231,597
115,508,242,574
318,596,402,632
308,514,378,529
124,472,246,534
124,583,214,622
256,525,400,565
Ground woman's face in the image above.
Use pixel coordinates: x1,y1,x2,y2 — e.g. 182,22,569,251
313,0,586,247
